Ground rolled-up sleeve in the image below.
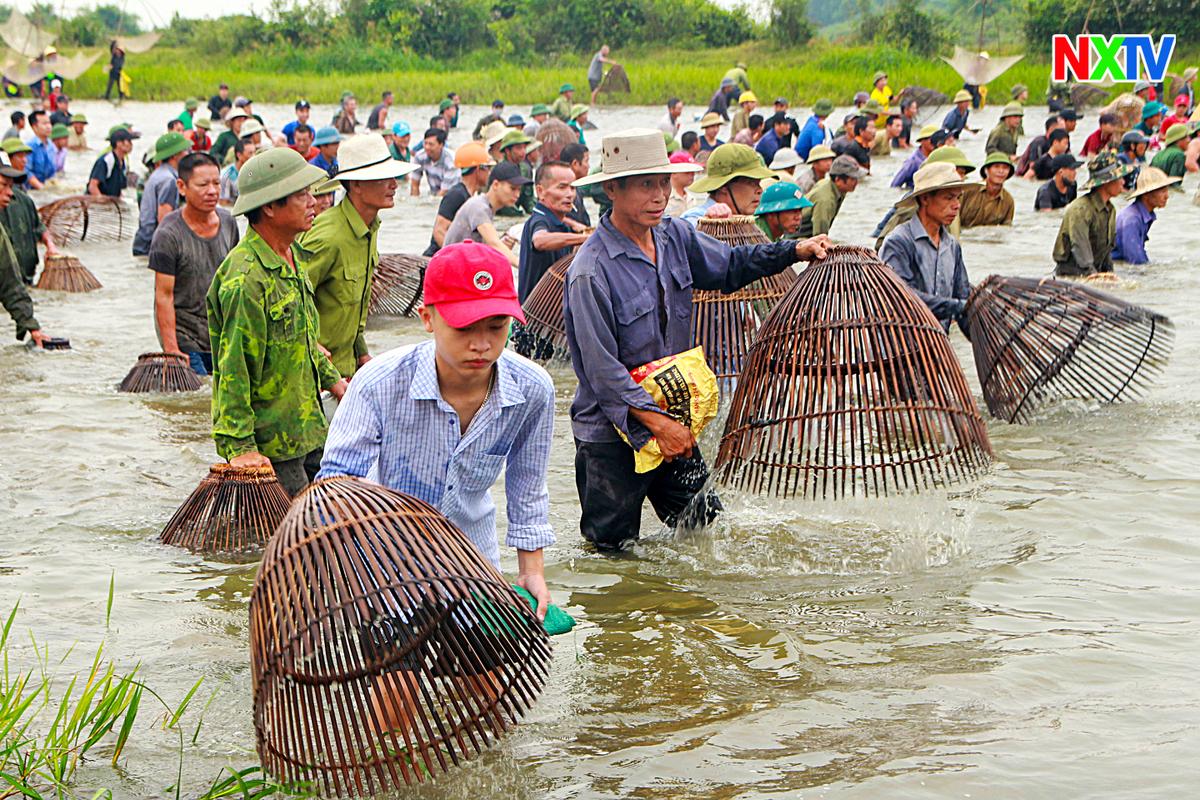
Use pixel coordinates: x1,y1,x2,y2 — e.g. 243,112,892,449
504,378,556,552
683,224,798,293
565,270,661,448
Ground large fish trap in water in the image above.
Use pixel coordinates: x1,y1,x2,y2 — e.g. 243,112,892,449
694,215,795,386
368,253,427,317
38,196,134,246
534,119,577,164
517,252,574,361
118,352,202,393
964,274,1174,424
35,254,101,292
715,245,992,499
250,477,551,796
160,464,291,553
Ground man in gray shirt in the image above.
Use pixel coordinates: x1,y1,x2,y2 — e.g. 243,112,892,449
133,132,191,255
148,152,239,374
588,45,615,105
443,160,529,266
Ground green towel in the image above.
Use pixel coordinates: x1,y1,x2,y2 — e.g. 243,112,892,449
512,585,576,636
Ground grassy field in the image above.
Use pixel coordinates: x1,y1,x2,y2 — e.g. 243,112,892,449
63,40,1192,109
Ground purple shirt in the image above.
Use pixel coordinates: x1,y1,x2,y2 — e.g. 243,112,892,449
1112,198,1155,264
891,147,927,189
563,214,798,448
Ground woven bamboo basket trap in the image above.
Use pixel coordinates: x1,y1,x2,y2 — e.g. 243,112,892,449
715,245,993,500
159,464,292,553
533,119,577,164
368,253,427,317
118,352,202,393
517,252,574,361
250,477,551,795
38,195,134,247
964,274,1174,424
35,254,101,292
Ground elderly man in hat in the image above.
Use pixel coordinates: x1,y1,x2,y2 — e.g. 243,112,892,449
563,128,831,552
1035,153,1083,211
795,98,834,160
793,144,833,194
133,132,192,256
959,152,1015,227
879,161,976,332
892,124,945,189
206,148,347,496
0,155,53,346
680,143,775,225
874,146,971,249
66,113,88,151
1052,152,1136,277
551,84,575,122
754,180,812,241
299,134,415,380
986,104,1024,157
942,90,978,139
1150,123,1192,179
798,154,864,238
1112,167,1181,264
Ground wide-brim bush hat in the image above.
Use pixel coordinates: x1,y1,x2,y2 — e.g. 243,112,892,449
768,148,802,171
572,127,702,187
232,147,329,216
896,161,976,208
335,134,416,180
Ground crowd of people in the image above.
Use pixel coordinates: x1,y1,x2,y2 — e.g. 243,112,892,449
2,52,1197,620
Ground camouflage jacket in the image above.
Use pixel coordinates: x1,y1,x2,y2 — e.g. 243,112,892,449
0,188,46,283
206,227,341,460
0,223,38,339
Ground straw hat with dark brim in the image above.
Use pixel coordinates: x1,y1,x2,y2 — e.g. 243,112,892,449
571,128,702,188
952,89,973,104
232,148,330,216
1126,166,1181,199
896,162,977,209
806,144,836,164
690,143,777,193
699,112,723,128
335,134,417,181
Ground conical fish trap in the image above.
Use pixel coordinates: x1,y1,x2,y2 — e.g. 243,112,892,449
518,252,574,361
694,216,795,386
964,274,1174,424
1101,93,1144,133
160,464,291,553
598,63,631,95
38,195,134,247
368,253,427,317
535,119,577,164
250,477,551,796
35,254,101,292
118,352,202,393
715,245,992,500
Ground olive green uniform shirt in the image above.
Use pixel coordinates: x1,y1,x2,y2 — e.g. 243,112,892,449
958,185,1015,228
723,67,751,92
1053,190,1115,277
986,124,1019,157
0,224,37,339
731,107,751,138
797,177,846,238
1150,145,1187,180
298,199,379,378
0,189,46,283
206,227,341,461
550,95,573,123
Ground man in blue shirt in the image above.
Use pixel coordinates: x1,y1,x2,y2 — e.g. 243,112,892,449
942,89,978,139
307,126,341,177
24,110,55,188
280,99,311,145
1112,166,1179,264
517,161,588,302
891,124,945,189
794,98,833,160
754,112,792,166
565,129,831,551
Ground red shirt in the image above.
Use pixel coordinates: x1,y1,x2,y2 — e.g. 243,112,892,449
290,144,318,160
1160,114,1189,136
1080,128,1109,156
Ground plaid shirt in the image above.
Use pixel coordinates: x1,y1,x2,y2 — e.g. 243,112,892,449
411,147,461,194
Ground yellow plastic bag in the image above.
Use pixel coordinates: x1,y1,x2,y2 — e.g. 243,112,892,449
119,70,131,97
619,346,719,473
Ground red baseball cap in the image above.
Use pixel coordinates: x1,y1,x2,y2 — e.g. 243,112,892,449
422,241,525,328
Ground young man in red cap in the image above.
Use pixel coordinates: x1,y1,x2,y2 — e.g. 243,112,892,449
319,240,555,617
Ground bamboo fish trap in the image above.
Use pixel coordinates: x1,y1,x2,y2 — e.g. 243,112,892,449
160,464,291,553
368,253,427,317
715,245,992,500
694,215,795,387
517,252,574,362
597,63,632,96
38,195,134,247
534,119,577,164
35,254,101,292
964,274,1174,424
250,477,551,796
118,352,202,393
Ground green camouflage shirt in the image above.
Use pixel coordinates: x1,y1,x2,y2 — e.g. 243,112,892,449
0,223,38,339
206,226,342,460
297,198,378,378
0,188,46,283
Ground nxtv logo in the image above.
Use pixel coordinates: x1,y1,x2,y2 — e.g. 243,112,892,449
1052,34,1176,83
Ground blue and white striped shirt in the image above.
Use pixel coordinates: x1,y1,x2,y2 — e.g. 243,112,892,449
317,341,556,567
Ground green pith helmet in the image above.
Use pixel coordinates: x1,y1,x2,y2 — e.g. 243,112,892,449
1162,122,1191,147
150,132,191,163
927,145,975,172
1,137,31,154
755,181,813,215
50,123,69,139
979,150,1015,178
690,143,775,194
498,130,533,151
999,103,1024,119
231,147,329,216
69,113,87,124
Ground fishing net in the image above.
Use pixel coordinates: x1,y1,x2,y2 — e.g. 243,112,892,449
250,477,551,795
534,119,577,164
114,33,160,54
160,464,292,554
897,85,948,109
118,352,202,393
368,253,427,317
714,245,992,500
964,274,1174,424
598,64,631,95
0,10,56,59
35,255,101,292
39,196,135,247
